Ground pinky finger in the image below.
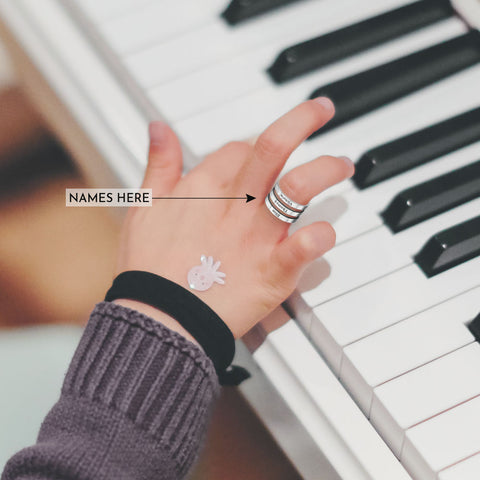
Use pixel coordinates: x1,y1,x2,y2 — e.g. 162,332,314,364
270,221,336,286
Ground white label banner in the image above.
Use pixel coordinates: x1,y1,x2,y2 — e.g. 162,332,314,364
66,189,152,207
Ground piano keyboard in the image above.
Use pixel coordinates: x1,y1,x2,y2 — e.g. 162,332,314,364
3,0,480,478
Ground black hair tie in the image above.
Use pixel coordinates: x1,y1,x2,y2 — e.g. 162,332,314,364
105,271,250,386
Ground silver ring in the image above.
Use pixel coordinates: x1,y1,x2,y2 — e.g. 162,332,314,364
268,190,301,219
274,183,308,211
264,182,308,224
265,195,297,224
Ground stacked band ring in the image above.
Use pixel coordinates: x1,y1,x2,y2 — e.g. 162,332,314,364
264,182,308,224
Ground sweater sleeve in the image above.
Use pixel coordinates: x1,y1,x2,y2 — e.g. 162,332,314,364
1,301,220,480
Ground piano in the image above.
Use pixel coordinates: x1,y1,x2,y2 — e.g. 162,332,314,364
1,0,479,478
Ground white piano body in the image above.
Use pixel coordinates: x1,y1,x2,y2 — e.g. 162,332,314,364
1,1,480,479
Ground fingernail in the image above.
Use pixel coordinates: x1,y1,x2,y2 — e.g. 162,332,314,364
313,96,334,112
149,121,167,146
339,156,355,174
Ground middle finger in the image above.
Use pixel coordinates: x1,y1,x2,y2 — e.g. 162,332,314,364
244,97,335,196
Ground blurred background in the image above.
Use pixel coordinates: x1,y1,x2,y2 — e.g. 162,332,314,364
0,35,300,480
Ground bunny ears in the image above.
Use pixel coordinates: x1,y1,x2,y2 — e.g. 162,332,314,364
201,255,221,270
187,255,226,291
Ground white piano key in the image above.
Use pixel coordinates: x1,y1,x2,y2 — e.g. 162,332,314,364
370,343,480,457
253,318,412,480
100,0,225,55
174,51,478,158
291,141,480,244
402,395,480,480
439,452,480,480
128,0,415,88
149,42,279,123
307,255,480,373
297,196,480,309
75,0,150,23
147,10,462,122
300,227,410,307
126,0,329,87
340,286,479,416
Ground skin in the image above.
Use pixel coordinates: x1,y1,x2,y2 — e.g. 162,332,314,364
115,97,354,343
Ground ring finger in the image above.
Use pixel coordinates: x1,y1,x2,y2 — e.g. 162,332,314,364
257,155,354,233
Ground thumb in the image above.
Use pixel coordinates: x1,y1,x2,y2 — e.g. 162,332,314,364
142,121,183,193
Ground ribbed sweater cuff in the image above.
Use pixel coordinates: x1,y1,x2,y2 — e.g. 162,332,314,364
61,301,220,475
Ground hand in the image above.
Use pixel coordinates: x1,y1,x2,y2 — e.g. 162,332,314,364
115,98,354,339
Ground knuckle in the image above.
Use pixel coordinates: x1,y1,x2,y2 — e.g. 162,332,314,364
281,171,306,198
191,169,215,187
185,165,212,186
255,132,288,160
297,233,316,260
320,221,336,248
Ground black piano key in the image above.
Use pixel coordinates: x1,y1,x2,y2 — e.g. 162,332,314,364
353,107,480,189
468,312,480,343
268,0,453,83
222,0,303,25
309,31,480,136
382,160,480,233
415,215,480,277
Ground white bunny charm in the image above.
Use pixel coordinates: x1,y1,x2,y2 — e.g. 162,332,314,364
187,255,226,291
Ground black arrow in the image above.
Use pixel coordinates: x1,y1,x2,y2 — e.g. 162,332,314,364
152,194,255,203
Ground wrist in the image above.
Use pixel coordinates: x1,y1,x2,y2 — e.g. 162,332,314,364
113,299,200,347
106,271,237,384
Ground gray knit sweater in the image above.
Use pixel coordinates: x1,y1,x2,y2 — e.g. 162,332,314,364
1,302,220,480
